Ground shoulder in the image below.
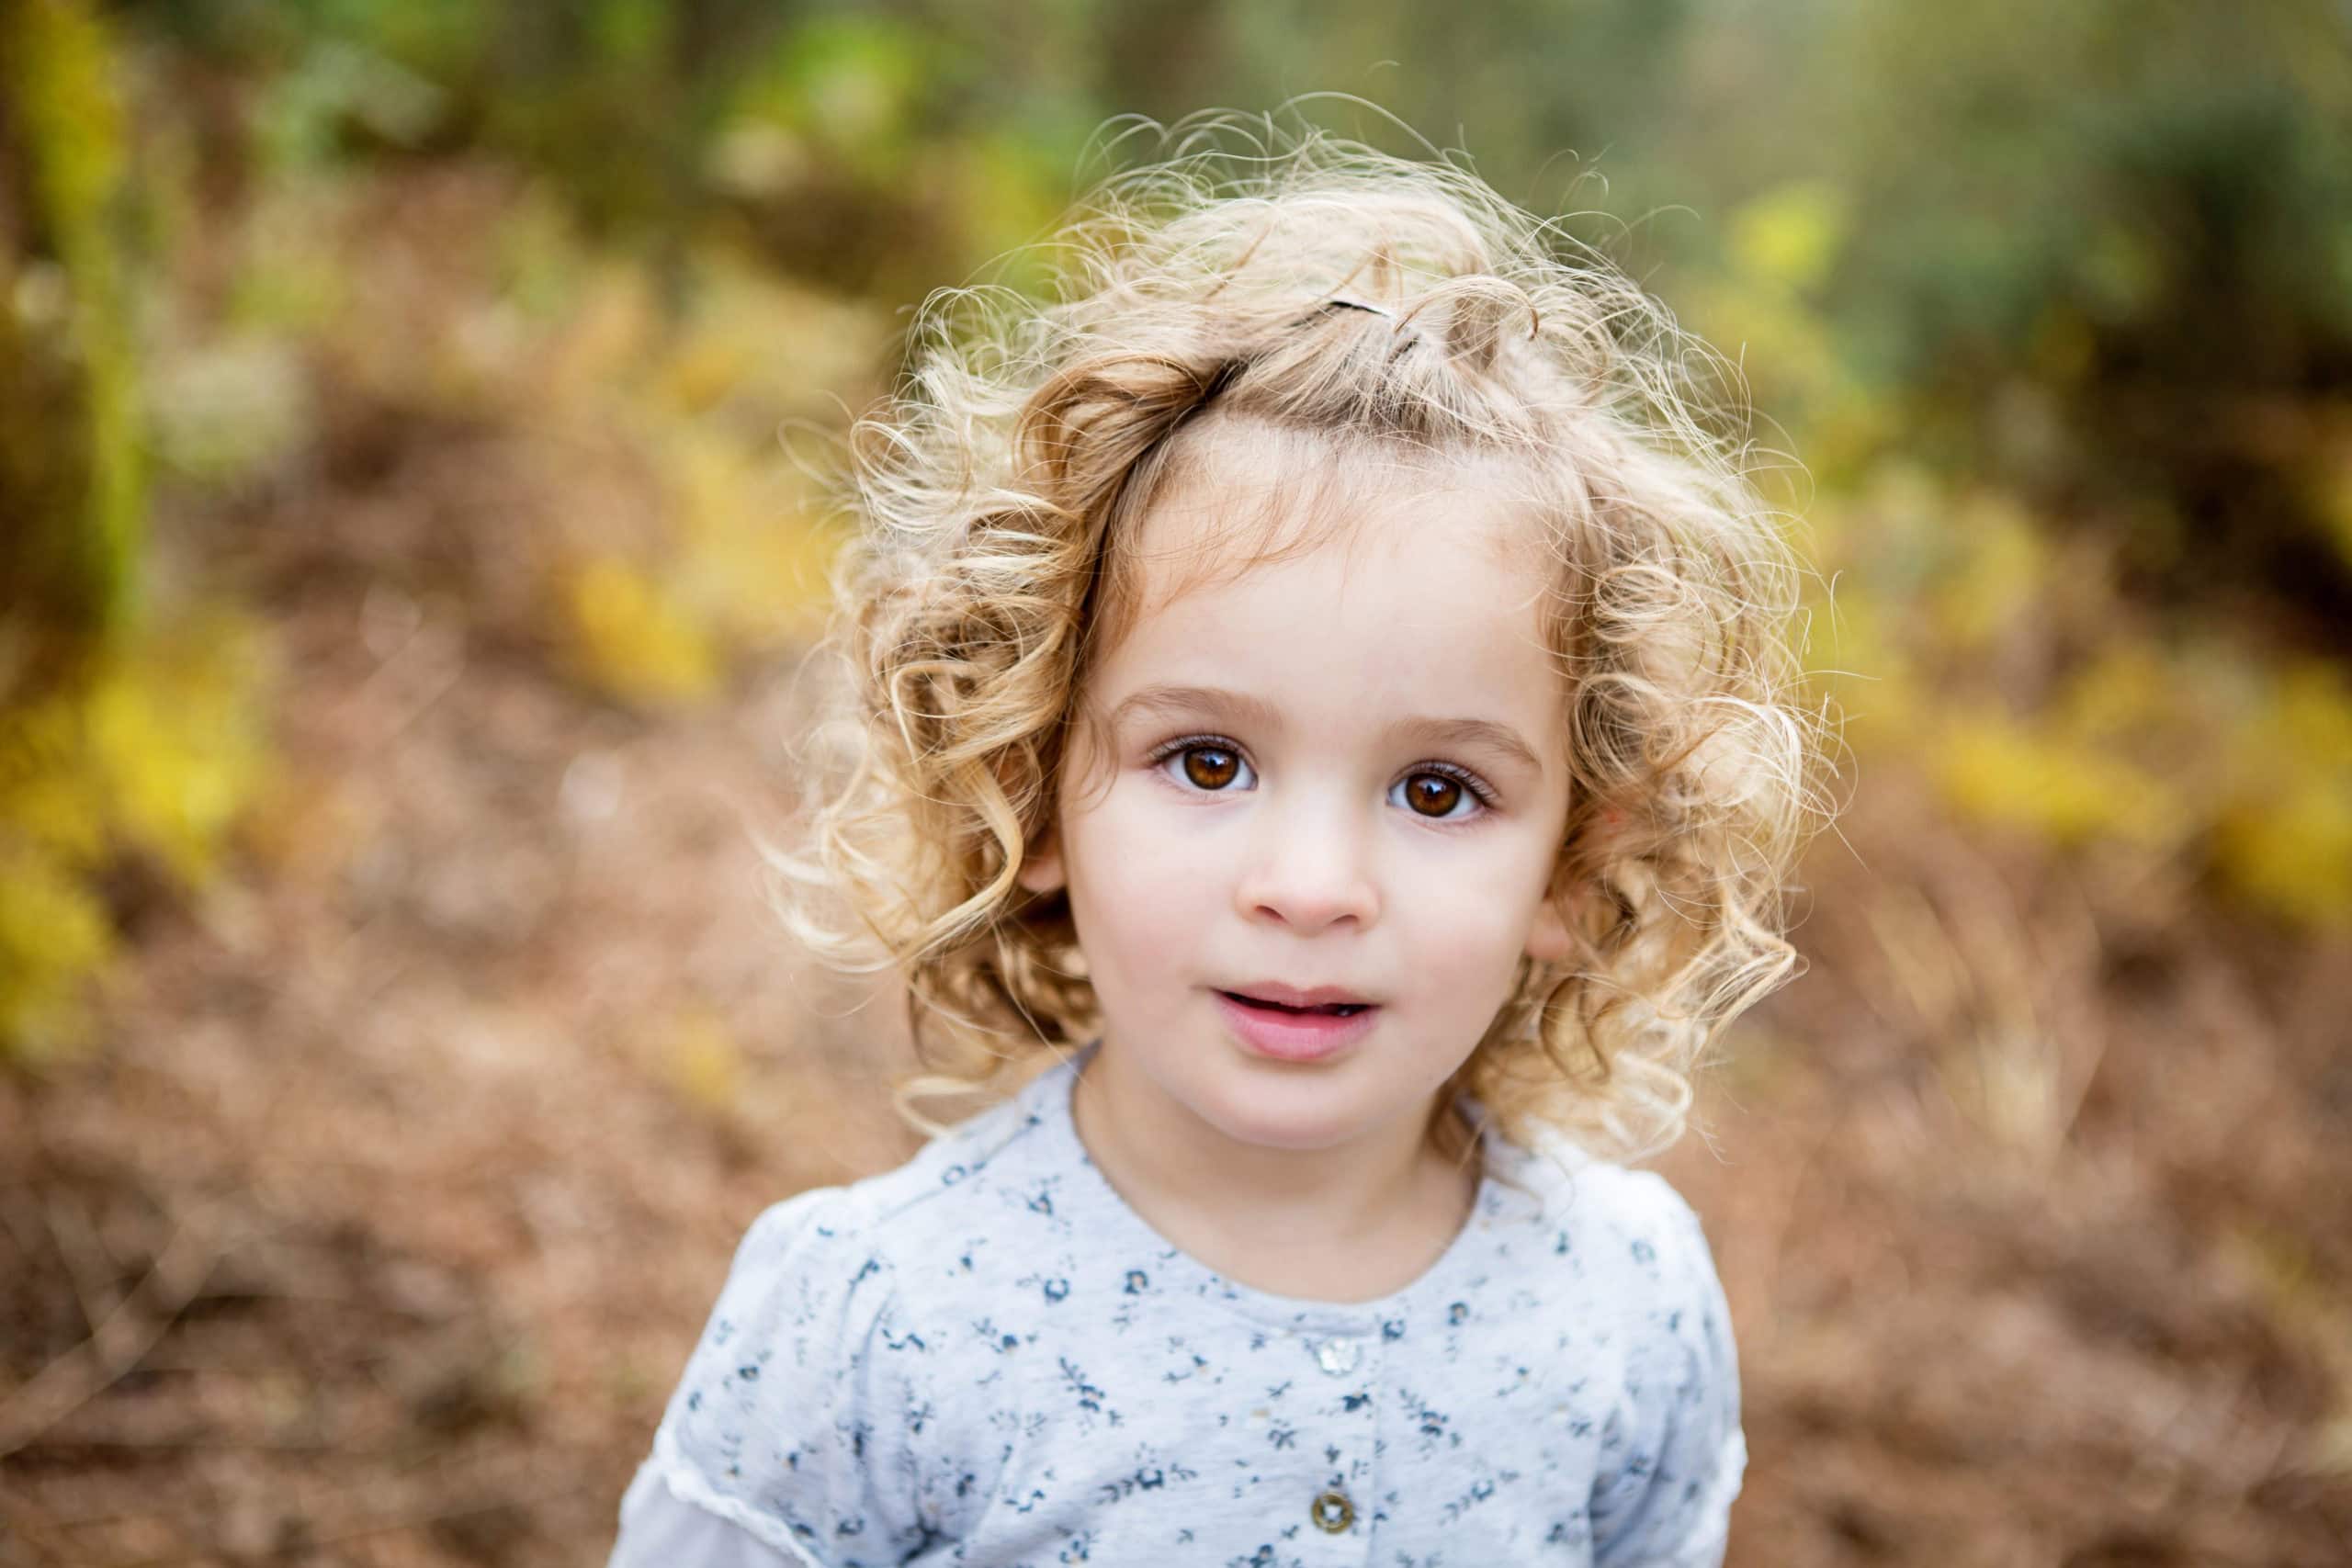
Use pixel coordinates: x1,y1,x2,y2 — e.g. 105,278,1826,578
635,1079,1067,1564
695,1053,1082,1348
839,1060,1076,1258
1489,1134,1739,1400
1500,1145,1744,1566
1498,1134,1727,1302
714,1068,1068,1328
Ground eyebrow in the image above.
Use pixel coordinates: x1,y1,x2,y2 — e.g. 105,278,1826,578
1104,683,1545,774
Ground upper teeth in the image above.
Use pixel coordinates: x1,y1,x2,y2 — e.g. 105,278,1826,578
1235,993,1363,1014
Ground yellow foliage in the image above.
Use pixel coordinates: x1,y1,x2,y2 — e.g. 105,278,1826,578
1727,180,1850,294
0,697,108,865
2209,659,2352,929
2269,660,2352,769
2055,642,2178,740
1897,636,2352,929
662,1008,742,1115
466,243,888,705
1802,389,1908,486
1928,491,2047,654
1929,705,2188,852
0,604,274,880
496,253,880,715
1686,192,1877,480
548,424,845,705
657,333,752,416
948,131,1085,299
666,426,850,650
0,603,277,1064
560,555,721,706
647,257,895,420
0,847,117,1066
1793,513,1922,750
85,607,277,886
1687,275,1844,418
2214,781,2352,931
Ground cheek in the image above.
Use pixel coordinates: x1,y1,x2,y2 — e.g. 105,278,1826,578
1396,837,1556,981
1063,793,1213,974
1411,886,1529,990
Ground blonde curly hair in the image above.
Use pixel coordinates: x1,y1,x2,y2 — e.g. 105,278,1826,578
763,108,1838,1165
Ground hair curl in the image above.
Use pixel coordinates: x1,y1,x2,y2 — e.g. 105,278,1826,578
763,107,1840,1165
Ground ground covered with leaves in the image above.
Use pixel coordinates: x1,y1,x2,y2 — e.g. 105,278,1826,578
4,164,2349,1567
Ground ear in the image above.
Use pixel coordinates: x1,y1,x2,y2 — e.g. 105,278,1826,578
1524,854,1585,965
1015,825,1066,896
1523,888,1576,966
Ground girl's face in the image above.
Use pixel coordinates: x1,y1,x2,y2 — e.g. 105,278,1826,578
1018,450,1577,1157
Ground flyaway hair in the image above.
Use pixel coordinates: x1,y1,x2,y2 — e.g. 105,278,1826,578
761,107,1840,1164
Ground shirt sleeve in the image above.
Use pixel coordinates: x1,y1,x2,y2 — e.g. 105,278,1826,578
610,1454,809,1568
1588,1172,1747,1568
606,1187,941,1568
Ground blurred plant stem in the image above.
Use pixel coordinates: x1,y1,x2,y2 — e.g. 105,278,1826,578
2,0,146,703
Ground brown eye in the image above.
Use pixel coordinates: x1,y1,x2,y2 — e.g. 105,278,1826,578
1403,773,1465,818
1179,746,1243,790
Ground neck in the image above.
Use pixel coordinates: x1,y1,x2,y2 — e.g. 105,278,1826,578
1069,1042,1482,1302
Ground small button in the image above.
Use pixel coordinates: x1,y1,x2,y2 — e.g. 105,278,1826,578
1314,1337,1362,1377
1310,1488,1354,1533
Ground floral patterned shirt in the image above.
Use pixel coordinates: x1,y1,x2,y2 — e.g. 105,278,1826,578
609,1043,1745,1567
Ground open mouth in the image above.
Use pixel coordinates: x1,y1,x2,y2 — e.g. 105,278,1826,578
1217,991,1373,1018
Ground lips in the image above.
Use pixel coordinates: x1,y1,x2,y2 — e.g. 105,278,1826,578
1214,988,1381,1062
1217,981,1376,1012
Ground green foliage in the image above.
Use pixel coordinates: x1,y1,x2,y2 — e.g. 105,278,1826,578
725,13,933,186
250,37,447,172
1807,0,2352,616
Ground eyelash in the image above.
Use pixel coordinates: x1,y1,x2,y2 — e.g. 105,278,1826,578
1143,732,1500,823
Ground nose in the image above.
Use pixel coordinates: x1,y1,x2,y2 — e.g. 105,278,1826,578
1232,788,1381,933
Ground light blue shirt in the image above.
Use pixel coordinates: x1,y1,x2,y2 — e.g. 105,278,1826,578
610,1043,1745,1566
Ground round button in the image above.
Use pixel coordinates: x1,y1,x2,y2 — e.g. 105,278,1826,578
1310,1488,1354,1533
1314,1337,1362,1377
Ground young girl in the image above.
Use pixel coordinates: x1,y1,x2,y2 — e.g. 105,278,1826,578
609,111,1827,1568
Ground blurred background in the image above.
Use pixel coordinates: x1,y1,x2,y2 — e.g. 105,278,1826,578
3,2,2348,1562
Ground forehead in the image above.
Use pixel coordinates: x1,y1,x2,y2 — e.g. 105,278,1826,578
1122,418,1547,615
1085,422,1566,748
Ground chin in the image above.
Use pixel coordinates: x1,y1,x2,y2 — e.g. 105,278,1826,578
1193,1079,1372,1154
